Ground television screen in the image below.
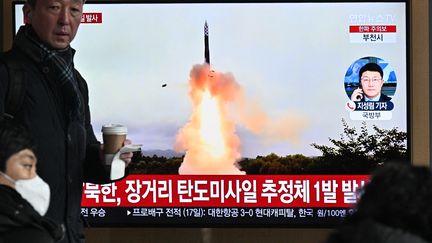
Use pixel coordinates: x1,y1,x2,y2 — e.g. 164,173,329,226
13,0,408,227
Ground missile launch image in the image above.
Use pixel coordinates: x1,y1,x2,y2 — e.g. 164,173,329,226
69,3,406,177
175,21,247,175
174,21,309,175
204,21,210,65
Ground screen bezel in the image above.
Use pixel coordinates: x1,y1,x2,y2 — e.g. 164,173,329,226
11,0,410,228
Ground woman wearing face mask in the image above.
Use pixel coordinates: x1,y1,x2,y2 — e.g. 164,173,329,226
0,117,64,243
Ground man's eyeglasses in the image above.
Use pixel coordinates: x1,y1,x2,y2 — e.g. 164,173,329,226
360,77,382,83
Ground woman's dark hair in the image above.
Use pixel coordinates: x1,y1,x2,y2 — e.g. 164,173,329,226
0,116,35,171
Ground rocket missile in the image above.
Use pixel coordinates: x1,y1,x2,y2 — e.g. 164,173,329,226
204,21,210,65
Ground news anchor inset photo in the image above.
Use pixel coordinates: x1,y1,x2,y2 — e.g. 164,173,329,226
344,57,397,102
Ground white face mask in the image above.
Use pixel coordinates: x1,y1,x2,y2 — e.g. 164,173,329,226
0,172,50,216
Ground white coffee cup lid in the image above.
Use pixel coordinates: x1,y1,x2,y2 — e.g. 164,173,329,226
102,124,127,134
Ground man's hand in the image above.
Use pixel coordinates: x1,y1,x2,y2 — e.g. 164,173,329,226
120,139,133,166
99,139,134,166
351,88,363,101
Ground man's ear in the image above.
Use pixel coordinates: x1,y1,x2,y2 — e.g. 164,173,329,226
23,4,32,24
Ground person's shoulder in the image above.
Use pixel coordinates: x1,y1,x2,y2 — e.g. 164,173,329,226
0,226,57,243
0,49,20,62
380,93,392,102
0,185,63,242
0,52,9,72
39,216,65,242
0,185,42,218
0,49,26,74
0,184,22,203
326,219,429,243
0,48,32,67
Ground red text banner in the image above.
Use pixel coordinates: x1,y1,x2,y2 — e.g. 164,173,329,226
82,175,369,208
81,13,102,24
349,25,396,33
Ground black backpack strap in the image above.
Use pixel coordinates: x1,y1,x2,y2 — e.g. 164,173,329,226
0,50,26,117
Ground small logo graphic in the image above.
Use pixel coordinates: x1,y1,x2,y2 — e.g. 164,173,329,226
346,101,356,112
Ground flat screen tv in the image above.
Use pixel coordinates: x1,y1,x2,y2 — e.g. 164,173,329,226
13,0,408,227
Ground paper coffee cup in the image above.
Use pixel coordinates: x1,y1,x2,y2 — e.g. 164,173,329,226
102,124,127,166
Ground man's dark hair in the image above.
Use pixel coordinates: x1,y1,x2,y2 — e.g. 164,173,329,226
0,116,35,171
327,163,432,243
26,0,36,8
353,163,432,240
26,0,85,8
358,62,383,81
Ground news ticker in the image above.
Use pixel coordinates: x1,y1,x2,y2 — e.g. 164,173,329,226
81,206,355,226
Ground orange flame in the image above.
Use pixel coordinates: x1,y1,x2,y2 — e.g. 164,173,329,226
199,90,225,158
175,64,244,175
175,63,309,175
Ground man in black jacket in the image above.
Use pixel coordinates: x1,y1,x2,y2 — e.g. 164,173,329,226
0,0,133,242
